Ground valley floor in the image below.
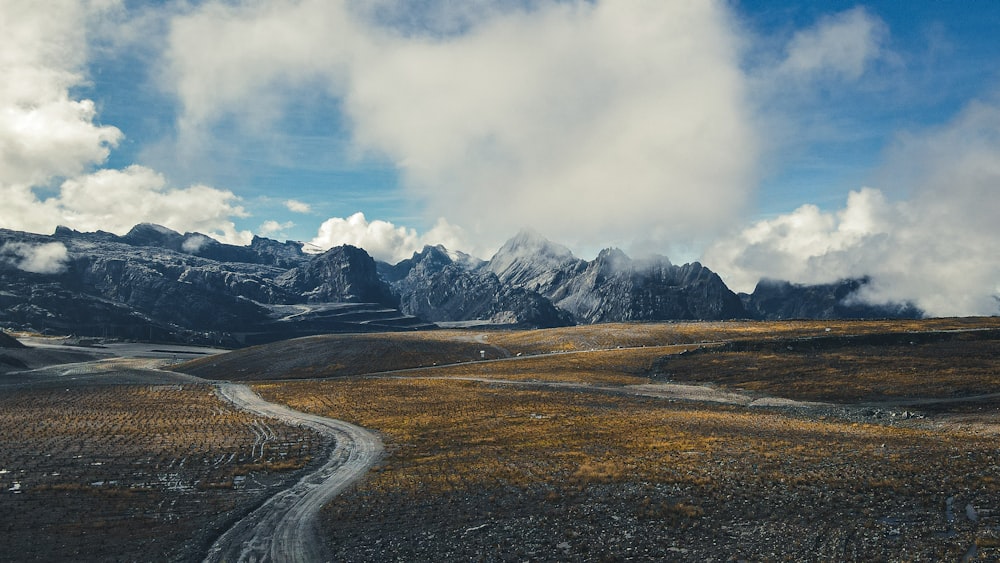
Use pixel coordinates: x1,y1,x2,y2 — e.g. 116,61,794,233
1,318,998,561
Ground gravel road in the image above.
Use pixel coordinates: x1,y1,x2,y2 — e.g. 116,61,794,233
204,383,384,563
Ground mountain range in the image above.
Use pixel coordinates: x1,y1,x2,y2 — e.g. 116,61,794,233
0,224,921,345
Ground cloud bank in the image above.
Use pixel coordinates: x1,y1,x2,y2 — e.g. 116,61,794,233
4,2,997,317
164,0,758,252
706,100,1000,316
0,0,254,244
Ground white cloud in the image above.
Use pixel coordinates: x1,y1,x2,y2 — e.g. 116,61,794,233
0,0,122,187
777,7,887,82
308,212,473,263
1,165,252,245
0,0,256,246
706,99,1000,317
181,234,212,253
0,242,70,274
163,0,758,253
259,219,295,237
284,199,312,213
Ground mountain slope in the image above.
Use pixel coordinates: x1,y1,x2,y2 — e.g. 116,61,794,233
486,234,746,323
741,278,922,320
0,226,424,344
0,225,928,343
384,245,573,327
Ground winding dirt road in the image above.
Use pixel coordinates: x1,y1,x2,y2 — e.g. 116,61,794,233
204,383,383,563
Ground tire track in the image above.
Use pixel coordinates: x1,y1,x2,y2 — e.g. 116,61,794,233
205,383,383,563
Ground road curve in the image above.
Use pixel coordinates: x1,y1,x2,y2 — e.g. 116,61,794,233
204,383,383,563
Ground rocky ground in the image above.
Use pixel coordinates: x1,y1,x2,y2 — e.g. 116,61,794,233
323,479,997,562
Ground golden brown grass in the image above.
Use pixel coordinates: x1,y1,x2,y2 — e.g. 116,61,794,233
395,345,694,385
657,336,1000,402
483,317,1000,353
256,371,999,559
180,317,1000,383
258,377,996,499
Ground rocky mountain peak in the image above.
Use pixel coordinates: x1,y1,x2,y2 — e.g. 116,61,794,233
593,247,631,276
494,229,576,261
487,230,583,291
122,223,184,247
281,245,398,306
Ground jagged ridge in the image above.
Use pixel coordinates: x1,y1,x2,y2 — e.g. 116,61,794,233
0,225,923,345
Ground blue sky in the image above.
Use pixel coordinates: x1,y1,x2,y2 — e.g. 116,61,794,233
2,0,999,315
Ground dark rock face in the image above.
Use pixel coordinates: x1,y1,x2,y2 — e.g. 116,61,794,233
390,231,747,325
1,224,928,343
741,278,923,320
385,245,573,327
0,227,423,344
486,233,746,323
116,224,309,267
486,230,587,296
0,331,25,348
556,255,747,323
279,245,397,306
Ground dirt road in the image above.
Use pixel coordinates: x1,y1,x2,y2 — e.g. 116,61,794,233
204,383,384,563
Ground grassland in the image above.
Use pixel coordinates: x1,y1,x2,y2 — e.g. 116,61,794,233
177,317,1000,383
654,330,1000,404
6,318,999,561
226,318,1000,561
258,375,998,561
0,384,323,562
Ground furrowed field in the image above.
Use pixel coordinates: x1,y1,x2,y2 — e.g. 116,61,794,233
0,384,323,561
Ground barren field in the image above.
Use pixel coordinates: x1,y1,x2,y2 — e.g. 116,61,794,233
257,376,999,561
177,317,1000,382
3,318,998,561
221,318,999,562
0,382,325,561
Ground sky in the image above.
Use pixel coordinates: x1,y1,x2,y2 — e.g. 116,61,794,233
1,0,999,316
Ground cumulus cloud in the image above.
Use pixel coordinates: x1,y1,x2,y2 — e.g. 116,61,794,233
0,0,122,187
163,0,758,253
284,199,311,213
706,100,1000,317
0,0,255,245
259,219,295,238
308,212,472,263
2,166,253,245
1,242,70,274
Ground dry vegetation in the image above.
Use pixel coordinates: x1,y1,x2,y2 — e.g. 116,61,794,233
0,384,323,562
481,317,1000,353
178,332,499,381
259,372,1000,561
655,331,1000,403
178,317,1000,383
9,318,999,561
401,345,686,385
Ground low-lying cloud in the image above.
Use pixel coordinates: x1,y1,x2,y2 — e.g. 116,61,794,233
706,99,1000,317
1,242,70,274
